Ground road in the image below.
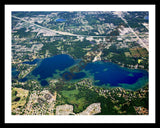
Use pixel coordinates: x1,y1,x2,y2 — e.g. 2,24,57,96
12,15,133,39
12,15,78,36
119,15,149,51
12,15,149,52
12,15,108,39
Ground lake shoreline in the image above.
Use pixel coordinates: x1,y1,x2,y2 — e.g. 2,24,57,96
12,54,148,90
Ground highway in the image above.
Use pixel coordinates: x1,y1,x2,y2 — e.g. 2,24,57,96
12,15,77,37
12,15,149,51
12,15,108,39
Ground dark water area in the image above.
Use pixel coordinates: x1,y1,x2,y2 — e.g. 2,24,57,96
14,54,148,90
31,54,75,86
61,71,86,81
84,61,148,90
89,41,95,44
12,68,20,79
14,97,20,101
23,59,40,65
40,80,49,86
19,77,28,82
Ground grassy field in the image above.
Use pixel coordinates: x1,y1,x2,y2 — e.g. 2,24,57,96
124,52,132,57
12,87,29,111
61,90,87,113
129,48,140,58
129,47,148,58
137,48,148,57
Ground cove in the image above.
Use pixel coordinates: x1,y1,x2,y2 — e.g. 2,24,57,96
23,59,41,65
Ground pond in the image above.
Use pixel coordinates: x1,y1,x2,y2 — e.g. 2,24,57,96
144,15,149,20
55,18,66,22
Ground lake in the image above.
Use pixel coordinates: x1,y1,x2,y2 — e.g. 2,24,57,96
16,54,148,90
84,61,148,90
31,54,75,85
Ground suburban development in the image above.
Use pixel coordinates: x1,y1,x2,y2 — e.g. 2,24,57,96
12,11,149,115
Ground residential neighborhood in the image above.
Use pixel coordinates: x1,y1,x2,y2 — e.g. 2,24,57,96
11,11,149,116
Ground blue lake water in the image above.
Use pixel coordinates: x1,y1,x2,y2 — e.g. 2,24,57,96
55,19,66,22
84,61,148,90
23,59,40,65
15,54,148,90
144,15,149,20
12,67,20,79
31,54,75,85
61,71,86,81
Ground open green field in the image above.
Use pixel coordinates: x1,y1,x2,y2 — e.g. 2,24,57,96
129,48,141,58
61,90,87,113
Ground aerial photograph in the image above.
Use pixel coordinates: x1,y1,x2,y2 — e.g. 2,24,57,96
11,11,149,115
